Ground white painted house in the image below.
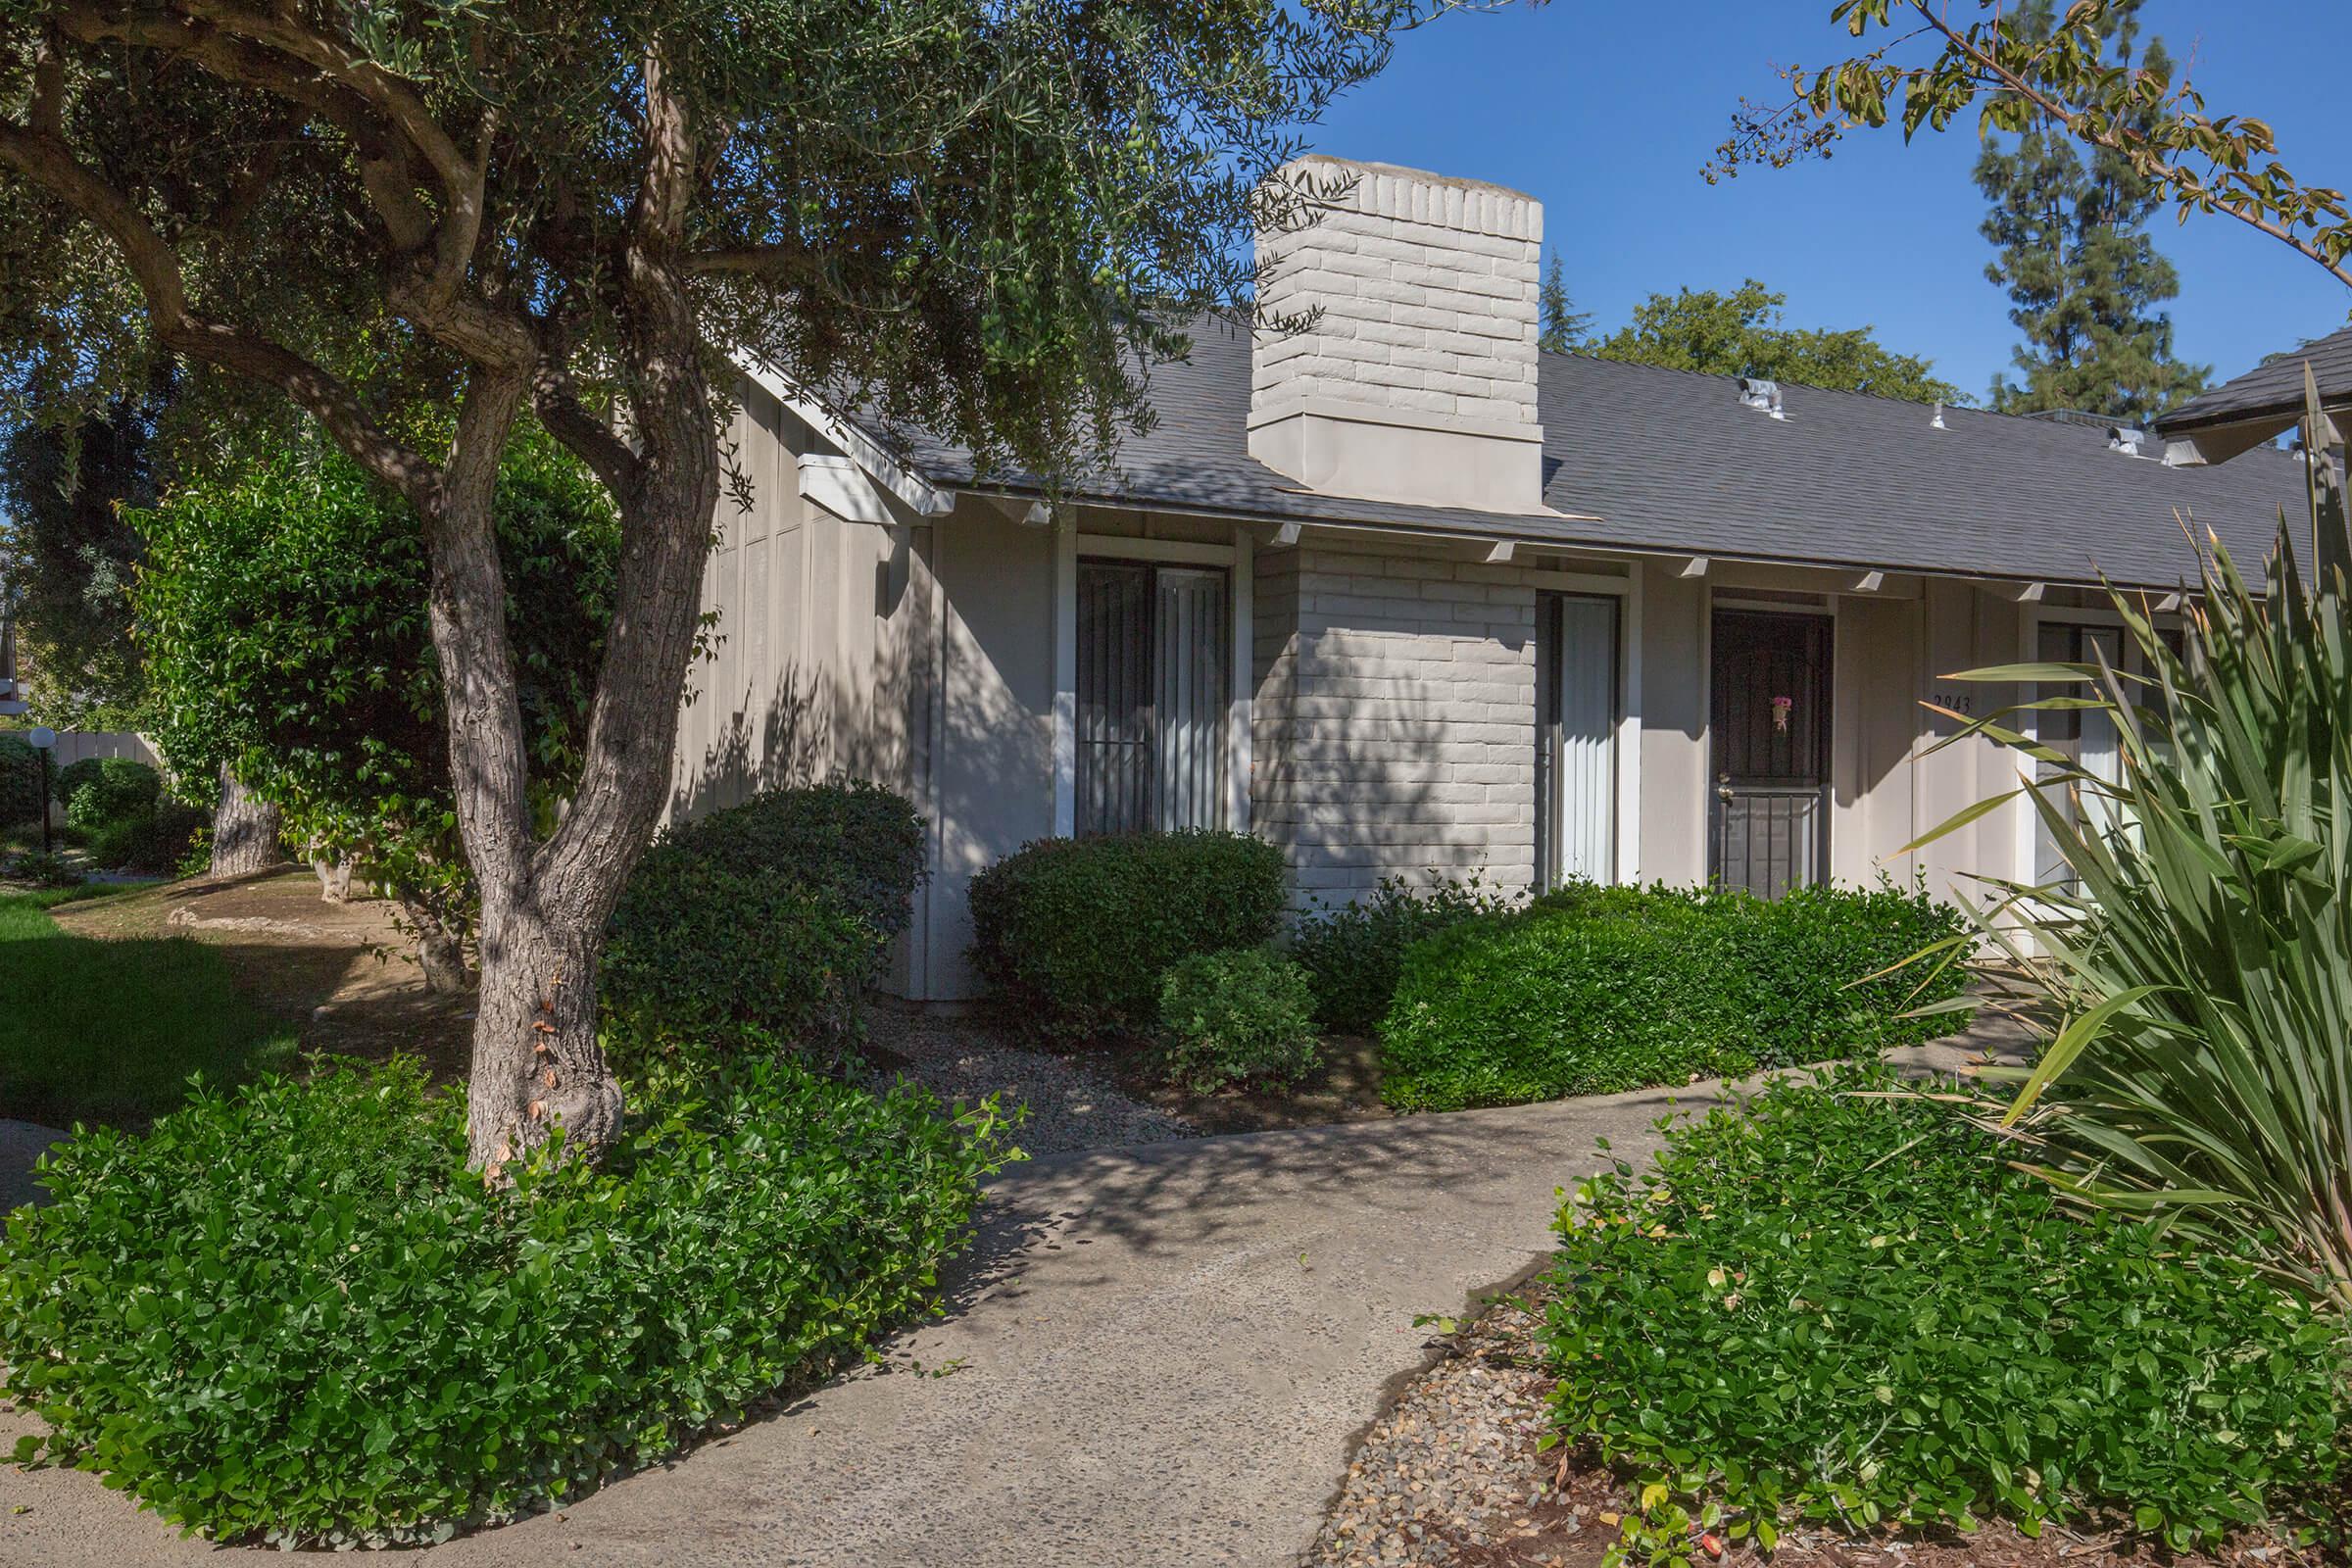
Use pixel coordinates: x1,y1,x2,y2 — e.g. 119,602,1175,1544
668,156,2304,1002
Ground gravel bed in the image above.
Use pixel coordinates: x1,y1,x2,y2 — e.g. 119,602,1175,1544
1308,1292,1591,1568
864,1001,1199,1155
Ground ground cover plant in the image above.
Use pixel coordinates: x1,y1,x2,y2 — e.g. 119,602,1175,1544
1544,1064,2347,1567
1155,948,1321,1094
0,1054,1014,1546
605,781,925,1064
1288,872,1520,1035
0,888,297,1129
1379,879,1968,1111
969,830,1287,1043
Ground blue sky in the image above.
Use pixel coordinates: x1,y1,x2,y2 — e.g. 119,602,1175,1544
1300,1,2350,401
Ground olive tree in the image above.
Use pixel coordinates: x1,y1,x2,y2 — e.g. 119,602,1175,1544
0,0,1437,1171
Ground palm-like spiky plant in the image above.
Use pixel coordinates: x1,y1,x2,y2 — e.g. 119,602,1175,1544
1909,368,2352,1307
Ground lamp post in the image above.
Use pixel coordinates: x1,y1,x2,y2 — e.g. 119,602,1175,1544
26,726,55,854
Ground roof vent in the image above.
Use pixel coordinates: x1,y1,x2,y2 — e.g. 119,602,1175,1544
1739,377,1788,420
1931,400,1947,430
2109,424,2151,457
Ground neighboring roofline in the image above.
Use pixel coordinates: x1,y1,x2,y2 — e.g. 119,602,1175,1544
2155,397,2352,437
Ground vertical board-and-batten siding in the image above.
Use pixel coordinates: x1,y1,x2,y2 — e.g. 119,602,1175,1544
1252,543,1548,903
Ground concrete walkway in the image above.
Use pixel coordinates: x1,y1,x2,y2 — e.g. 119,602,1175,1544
1,1038,1995,1567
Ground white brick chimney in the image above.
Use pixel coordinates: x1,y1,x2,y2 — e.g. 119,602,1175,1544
1250,157,1546,514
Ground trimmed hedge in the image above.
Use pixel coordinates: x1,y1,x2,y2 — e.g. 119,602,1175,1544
968,830,1288,1043
63,757,162,833
1289,872,1520,1034
1547,1065,2347,1562
0,1054,1012,1546
1155,948,1321,1094
1380,879,1969,1111
604,780,925,1061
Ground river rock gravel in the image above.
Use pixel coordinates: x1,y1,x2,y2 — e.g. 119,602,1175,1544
863,999,1199,1155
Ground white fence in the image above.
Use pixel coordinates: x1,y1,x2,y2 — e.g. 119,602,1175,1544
41,731,163,769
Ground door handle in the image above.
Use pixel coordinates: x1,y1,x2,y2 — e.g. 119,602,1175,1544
1717,785,1736,803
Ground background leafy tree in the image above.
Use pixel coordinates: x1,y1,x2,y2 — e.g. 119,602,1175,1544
0,390,160,729
0,0,1446,1168
133,428,616,994
1972,0,2207,417
1589,279,1963,402
1537,251,1592,354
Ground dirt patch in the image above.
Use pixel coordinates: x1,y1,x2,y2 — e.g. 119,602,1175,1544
49,867,472,1083
1104,1030,1395,1133
1312,1281,2323,1568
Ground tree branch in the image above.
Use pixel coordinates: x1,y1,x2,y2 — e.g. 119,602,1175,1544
532,362,642,503
0,119,437,506
682,245,825,280
1902,2,2352,289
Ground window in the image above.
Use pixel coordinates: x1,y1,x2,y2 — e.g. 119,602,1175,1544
1075,560,1228,836
1537,593,1619,885
2031,619,2125,890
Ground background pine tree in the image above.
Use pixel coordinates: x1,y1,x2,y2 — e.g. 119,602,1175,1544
1974,0,2208,419
1539,252,1593,354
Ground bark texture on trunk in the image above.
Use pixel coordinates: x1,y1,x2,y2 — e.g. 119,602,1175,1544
209,762,283,878
466,892,620,1173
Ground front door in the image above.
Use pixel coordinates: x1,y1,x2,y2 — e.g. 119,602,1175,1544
1710,609,1832,897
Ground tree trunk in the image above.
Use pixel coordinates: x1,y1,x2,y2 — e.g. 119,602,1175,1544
209,761,282,877
432,60,718,1172
465,889,621,1177
395,890,472,993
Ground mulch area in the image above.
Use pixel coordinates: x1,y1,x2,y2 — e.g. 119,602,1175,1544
1310,1282,2327,1568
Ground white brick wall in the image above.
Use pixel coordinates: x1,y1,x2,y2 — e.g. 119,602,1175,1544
1251,546,1545,905
1252,158,1544,432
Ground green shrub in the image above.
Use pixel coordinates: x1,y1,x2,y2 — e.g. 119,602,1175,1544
605,780,925,1061
0,734,43,827
7,848,82,888
84,798,208,875
63,757,162,832
1380,878,1968,1111
1545,1065,2347,1563
51,755,108,806
1155,948,1321,1093
968,830,1288,1042
1288,871,1520,1034
1,1054,1013,1546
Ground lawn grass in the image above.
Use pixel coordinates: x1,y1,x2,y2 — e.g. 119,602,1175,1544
0,888,299,1130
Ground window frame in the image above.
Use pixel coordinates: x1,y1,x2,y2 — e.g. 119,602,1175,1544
1071,553,1234,838
1058,533,1260,841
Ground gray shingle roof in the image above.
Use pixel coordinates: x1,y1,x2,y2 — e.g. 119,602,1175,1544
864,318,2307,591
2157,324,2352,434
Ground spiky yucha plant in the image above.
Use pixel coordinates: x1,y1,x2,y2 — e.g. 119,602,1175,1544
1908,368,2352,1307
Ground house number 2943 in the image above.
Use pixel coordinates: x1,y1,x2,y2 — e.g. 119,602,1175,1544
1930,689,1977,714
